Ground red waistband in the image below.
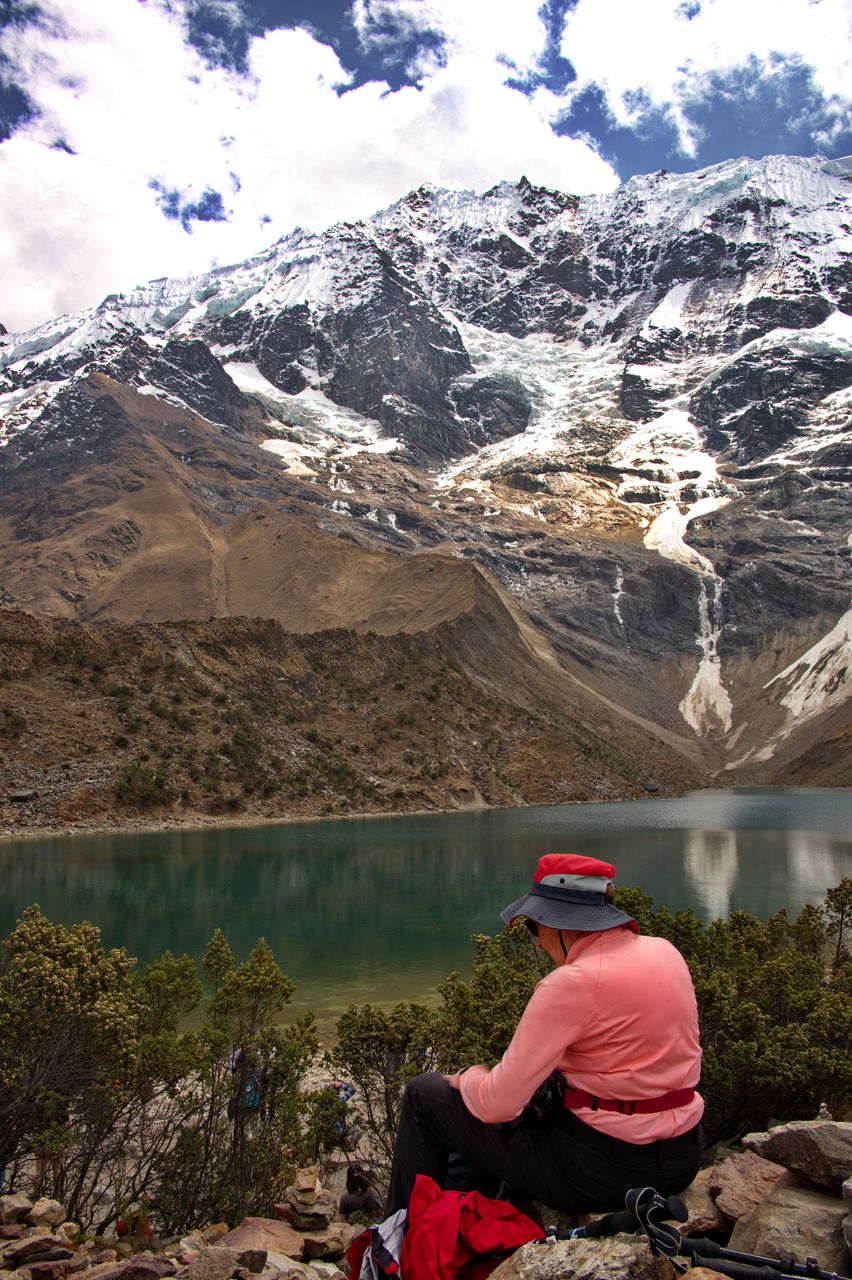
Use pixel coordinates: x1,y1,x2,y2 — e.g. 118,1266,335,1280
563,1086,695,1115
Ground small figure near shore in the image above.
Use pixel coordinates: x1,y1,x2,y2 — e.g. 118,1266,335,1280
332,1079,360,1150
339,1163,381,1220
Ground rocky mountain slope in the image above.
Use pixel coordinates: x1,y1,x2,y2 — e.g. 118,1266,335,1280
0,607,703,833
1,153,850,804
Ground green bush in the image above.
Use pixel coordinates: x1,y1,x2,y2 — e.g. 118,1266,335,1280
0,910,315,1232
330,880,852,1163
0,706,26,737
328,1002,437,1178
114,761,174,808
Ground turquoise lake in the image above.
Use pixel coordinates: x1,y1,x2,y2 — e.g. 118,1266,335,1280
1,788,850,1029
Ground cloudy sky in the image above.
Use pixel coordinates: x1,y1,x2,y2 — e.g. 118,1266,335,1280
1,0,851,333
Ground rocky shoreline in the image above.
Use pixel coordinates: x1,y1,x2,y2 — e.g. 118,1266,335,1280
0,798,493,844
2,1120,850,1280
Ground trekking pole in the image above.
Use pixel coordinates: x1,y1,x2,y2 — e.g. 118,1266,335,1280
627,1186,852,1280
541,1190,686,1243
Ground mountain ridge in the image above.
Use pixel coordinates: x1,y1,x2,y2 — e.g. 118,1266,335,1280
1,152,850,807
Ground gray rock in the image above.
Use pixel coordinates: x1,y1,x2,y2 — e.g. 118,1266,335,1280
273,1197,335,1234
234,1253,265,1276
0,1196,33,1226
82,1258,177,1280
844,1177,852,1212
306,1265,345,1280
843,1215,851,1257
728,1179,851,1275
259,1264,316,1280
214,1220,302,1263
183,1248,267,1280
742,1121,852,1190
2,1237,73,1267
488,1235,672,1280
299,1223,356,1262
26,1202,67,1231
708,1152,788,1222
679,1168,728,1235
27,1257,90,1280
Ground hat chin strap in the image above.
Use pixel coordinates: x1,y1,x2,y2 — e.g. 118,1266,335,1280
559,931,569,960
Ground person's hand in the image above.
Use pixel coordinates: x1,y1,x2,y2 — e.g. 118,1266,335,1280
443,1067,475,1089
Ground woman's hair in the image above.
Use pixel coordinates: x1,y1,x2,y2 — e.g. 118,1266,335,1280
346,1164,371,1194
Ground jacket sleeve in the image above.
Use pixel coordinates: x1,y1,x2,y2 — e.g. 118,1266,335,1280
457,965,594,1123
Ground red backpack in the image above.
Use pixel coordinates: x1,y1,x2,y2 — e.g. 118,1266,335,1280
347,1175,542,1280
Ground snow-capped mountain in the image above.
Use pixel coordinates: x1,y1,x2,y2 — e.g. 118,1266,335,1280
1,153,850,785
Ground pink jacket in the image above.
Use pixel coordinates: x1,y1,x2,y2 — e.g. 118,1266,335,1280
447,925,703,1143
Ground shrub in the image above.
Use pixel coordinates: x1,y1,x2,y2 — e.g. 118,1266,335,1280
114,761,174,808
0,911,315,1233
328,1003,438,1179
0,707,26,737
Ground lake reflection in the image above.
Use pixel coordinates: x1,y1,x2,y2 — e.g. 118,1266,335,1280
1,789,850,1025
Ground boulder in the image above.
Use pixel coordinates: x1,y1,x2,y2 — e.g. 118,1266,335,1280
289,1171,319,1208
201,1228,229,1247
182,1248,266,1280
277,1170,335,1234
2,1237,73,1267
844,1177,852,1212
728,1180,851,1275
27,1258,89,1280
214,1222,302,1264
679,1168,727,1235
708,1152,788,1222
78,1263,129,1280
0,1199,32,1227
272,1202,335,1235
0,1230,26,1243
299,1223,357,1262
260,1265,317,1280
81,1258,176,1280
843,1215,851,1256
231,1254,264,1276
742,1122,852,1190
177,1234,205,1258
488,1235,672,1280
26,1205,67,1232
306,1264,345,1280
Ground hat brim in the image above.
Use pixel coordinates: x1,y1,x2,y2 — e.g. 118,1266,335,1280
500,891,637,934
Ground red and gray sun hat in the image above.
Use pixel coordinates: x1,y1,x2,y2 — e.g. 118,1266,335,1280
500,854,638,934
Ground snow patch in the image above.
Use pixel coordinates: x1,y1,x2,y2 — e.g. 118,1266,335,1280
225,360,398,460
0,379,68,446
765,608,852,723
612,566,625,628
644,283,692,332
678,578,733,736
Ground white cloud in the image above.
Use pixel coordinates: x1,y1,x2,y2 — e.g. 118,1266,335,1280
560,0,852,154
0,0,617,333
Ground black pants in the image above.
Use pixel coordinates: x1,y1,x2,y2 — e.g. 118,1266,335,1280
386,1073,703,1215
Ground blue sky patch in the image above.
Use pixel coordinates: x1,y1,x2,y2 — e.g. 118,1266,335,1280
181,0,446,91
150,179,229,232
0,1,43,140
557,55,852,179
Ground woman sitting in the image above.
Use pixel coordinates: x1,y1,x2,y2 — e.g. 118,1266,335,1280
385,854,703,1215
